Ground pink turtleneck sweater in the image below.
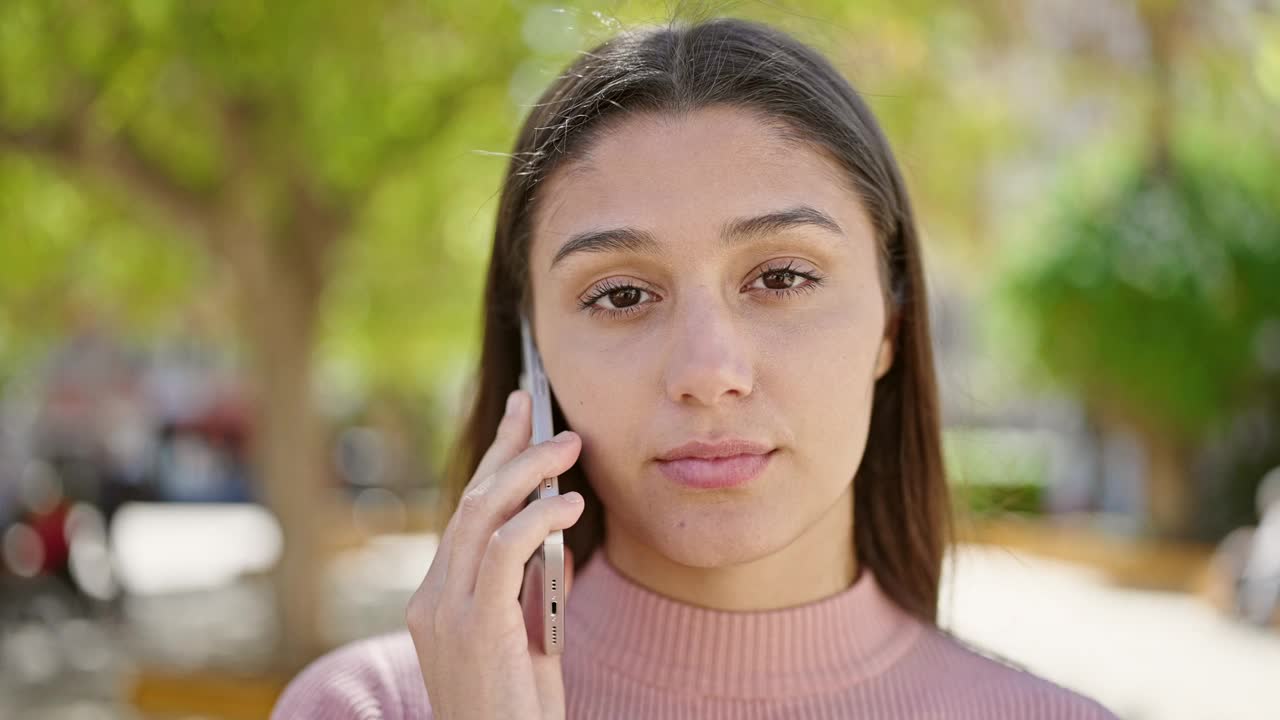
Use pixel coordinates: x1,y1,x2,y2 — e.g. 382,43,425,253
272,549,1119,719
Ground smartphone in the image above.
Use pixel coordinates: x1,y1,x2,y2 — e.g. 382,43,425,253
518,312,566,655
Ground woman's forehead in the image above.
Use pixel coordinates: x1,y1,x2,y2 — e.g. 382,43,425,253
529,107,867,269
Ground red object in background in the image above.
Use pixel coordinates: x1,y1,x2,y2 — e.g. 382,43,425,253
27,501,72,574
173,390,251,452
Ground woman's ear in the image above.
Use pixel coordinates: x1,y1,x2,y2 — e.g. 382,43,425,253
874,337,894,380
874,313,899,380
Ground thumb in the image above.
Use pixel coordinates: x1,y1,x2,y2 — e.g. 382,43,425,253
522,553,544,644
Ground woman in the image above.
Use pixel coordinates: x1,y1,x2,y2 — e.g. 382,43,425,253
273,16,1119,720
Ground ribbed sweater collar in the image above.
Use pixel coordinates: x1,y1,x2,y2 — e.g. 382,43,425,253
566,548,924,699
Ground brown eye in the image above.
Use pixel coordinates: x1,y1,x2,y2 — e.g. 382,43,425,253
746,261,825,298
579,281,657,317
760,270,799,291
609,287,642,308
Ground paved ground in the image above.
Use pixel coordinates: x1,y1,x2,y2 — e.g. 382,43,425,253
941,545,1280,720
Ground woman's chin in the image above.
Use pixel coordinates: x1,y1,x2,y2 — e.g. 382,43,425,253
642,513,787,569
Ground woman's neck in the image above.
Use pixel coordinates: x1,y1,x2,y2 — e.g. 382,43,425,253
601,483,857,611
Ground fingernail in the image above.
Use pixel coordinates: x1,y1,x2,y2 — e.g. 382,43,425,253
551,430,575,444
564,492,583,504
505,391,520,417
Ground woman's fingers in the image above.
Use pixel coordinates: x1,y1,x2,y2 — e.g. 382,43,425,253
444,431,581,601
472,390,533,490
474,492,584,611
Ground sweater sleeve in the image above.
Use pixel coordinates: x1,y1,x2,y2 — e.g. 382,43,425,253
270,631,433,720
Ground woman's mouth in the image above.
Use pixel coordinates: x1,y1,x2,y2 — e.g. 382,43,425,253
655,450,775,489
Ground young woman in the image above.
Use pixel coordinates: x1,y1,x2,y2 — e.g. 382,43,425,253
273,16,1119,720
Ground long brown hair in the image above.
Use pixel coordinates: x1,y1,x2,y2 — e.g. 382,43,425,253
442,16,953,624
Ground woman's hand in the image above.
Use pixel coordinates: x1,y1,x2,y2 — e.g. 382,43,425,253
407,389,583,720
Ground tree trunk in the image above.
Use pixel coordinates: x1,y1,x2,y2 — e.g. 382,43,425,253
219,205,335,672
1139,0,1180,176
246,283,329,672
1096,404,1197,539
1136,426,1196,539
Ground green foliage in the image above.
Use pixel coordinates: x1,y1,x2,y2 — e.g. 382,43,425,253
0,153,199,374
944,427,1049,516
997,127,1280,440
955,482,1045,517
0,0,531,392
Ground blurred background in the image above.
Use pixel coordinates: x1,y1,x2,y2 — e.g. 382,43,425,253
1,0,1278,718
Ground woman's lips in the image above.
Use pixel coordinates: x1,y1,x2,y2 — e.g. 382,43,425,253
656,450,775,489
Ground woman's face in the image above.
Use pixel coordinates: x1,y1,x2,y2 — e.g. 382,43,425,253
528,106,894,568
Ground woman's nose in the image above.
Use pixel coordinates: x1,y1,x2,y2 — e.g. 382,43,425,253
661,290,754,406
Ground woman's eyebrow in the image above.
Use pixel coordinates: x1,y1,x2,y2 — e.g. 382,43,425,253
548,205,845,270
722,205,844,243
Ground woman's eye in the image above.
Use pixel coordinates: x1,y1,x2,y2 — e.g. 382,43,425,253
578,262,824,319
754,269,804,291
748,262,825,296
578,283,656,317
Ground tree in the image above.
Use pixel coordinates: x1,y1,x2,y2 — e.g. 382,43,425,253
0,0,526,670
998,125,1280,538
994,0,1280,538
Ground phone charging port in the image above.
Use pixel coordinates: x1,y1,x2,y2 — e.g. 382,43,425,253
551,601,557,616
